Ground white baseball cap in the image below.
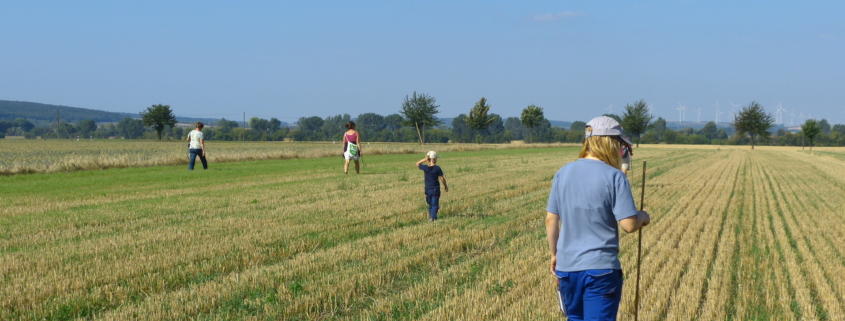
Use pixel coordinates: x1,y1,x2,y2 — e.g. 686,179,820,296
585,116,632,145
426,151,441,159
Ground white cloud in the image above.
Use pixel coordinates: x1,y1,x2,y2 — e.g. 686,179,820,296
528,11,585,22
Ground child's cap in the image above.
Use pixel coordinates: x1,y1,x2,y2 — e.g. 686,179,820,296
426,151,441,159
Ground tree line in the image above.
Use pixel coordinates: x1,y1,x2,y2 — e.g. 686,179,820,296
5,98,845,149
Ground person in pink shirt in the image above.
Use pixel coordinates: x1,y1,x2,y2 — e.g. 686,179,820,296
342,121,362,174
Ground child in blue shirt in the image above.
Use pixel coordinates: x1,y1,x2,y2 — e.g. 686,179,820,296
416,151,449,221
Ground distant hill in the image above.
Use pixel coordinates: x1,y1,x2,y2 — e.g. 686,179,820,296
0,100,139,126
0,100,221,126
548,120,573,128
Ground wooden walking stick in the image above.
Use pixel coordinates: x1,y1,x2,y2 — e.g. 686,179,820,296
634,161,647,321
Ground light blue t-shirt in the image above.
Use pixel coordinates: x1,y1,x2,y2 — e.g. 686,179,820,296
546,158,638,272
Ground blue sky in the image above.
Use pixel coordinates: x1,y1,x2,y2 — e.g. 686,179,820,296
1,1,843,126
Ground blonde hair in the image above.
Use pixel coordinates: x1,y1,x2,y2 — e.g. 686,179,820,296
578,135,622,169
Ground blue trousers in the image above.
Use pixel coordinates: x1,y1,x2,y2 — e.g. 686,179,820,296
188,149,207,170
557,269,623,321
425,188,440,220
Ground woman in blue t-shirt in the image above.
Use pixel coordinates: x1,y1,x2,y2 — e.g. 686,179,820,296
545,116,650,320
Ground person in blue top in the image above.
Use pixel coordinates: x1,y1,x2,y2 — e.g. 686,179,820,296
416,151,449,221
545,116,651,320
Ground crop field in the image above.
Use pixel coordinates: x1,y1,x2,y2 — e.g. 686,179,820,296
0,140,571,175
2,145,845,320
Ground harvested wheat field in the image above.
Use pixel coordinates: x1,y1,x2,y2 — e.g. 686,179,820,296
1,145,844,320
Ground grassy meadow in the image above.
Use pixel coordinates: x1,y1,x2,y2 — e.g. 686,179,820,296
2,145,845,320
0,139,573,175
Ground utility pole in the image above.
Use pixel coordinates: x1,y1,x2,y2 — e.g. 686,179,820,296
45,110,71,139
242,112,245,142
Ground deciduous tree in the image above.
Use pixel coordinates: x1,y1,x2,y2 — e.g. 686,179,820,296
504,117,524,140
140,104,177,140
801,119,821,151
268,118,282,132
732,101,774,149
651,117,667,142
356,113,386,138
521,104,544,143
117,117,145,139
621,99,654,147
249,117,269,132
399,92,442,144
77,119,97,137
699,121,718,140
451,115,473,143
384,114,403,132
466,97,497,143
818,119,831,134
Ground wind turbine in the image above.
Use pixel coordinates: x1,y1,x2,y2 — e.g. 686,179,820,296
729,101,740,121
729,101,741,113
648,104,655,116
606,105,613,114
712,100,722,123
775,103,787,125
696,108,702,123
789,111,795,126
677,103,686,122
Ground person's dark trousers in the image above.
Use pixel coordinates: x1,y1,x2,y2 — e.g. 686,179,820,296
425,188,441,220
188,148,207,170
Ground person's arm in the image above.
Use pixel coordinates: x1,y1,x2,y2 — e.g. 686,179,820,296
200,139,205,156
619,211,650,233
342,134,347,152
416,157,429,167
439,175,448,192
186,131,191,142
545,212,560,274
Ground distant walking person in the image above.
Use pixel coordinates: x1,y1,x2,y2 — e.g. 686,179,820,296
187,122,208,170
342,121,362,174
545,116,649,320
416,151,449,221
621,141,633,175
